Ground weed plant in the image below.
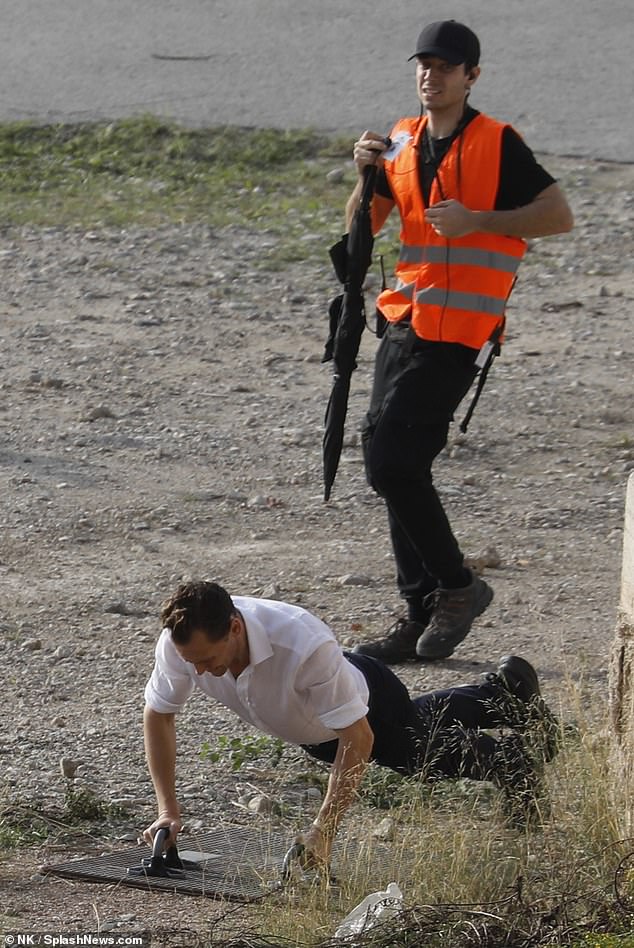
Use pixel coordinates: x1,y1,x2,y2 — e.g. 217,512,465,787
0,783,128,852
200,734,285,771
0,799,51,849
62,781,127,824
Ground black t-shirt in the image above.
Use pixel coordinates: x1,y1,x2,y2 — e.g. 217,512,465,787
375,108,555,210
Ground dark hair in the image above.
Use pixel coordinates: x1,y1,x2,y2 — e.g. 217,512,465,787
161,581,235,644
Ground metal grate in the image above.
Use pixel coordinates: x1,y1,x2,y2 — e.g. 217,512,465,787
46,824,292,900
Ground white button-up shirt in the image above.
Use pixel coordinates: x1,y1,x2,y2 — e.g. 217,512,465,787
144,597,370,746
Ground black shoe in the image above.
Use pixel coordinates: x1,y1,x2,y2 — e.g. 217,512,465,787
415,570,493,660
484,656,562,763
352,618,426,664
490,655,540,703
492,733,550,829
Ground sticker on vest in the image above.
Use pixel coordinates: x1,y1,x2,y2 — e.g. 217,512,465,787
383,131,412,161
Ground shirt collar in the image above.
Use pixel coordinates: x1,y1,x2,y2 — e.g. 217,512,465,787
239,609,274,667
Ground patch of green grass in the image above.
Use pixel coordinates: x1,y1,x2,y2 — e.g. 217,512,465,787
0,118,352,243
0,118,405,275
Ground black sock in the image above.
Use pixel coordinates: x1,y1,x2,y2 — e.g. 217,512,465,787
439,567,471,590
407,599,434,623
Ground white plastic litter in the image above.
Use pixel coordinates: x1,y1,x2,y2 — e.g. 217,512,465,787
334,882,404,940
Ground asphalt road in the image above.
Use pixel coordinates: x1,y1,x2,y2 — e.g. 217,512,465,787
2,0,633,162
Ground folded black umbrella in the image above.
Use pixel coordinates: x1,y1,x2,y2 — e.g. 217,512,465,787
322,164,378,501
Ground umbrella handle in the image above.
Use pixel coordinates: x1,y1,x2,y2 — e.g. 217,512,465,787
360,165,378,209
359,136,390,207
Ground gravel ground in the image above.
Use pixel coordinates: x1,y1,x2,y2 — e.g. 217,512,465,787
1,154,633,936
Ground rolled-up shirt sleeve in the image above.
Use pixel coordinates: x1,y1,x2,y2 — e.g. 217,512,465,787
295,640,369,731
144,628,195,714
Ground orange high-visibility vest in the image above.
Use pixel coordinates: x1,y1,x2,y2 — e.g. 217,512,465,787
376,113,527,350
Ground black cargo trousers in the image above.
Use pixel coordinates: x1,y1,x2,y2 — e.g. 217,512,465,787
361,321,478,605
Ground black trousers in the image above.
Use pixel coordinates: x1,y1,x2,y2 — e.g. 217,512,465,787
302,653,507,781
362,323,477,602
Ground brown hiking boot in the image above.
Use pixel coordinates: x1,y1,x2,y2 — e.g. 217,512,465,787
415,570,493,660
352,618,426,664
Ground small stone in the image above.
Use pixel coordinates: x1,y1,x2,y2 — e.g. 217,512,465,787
82,405,116,422
104,601,131,616
52,645,72,659
339,574,373,587
20,638,42,652
60,757,80,779
247,495,270,508
289,470,310,486
326,167,345,184
247,794,281,816
468,547,502,572
372,817,395,840
261,582,281,600
282,428,308,446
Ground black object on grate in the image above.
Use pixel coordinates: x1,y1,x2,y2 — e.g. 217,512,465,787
45,824,292,901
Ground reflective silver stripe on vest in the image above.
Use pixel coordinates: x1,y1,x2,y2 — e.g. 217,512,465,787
415,287,507,316
394,279,415,300
399,243,521,274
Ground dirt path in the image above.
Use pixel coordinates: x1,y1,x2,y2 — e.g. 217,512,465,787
1,154,633,935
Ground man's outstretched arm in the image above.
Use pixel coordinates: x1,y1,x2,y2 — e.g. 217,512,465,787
142,706,183,844
302,716,375,867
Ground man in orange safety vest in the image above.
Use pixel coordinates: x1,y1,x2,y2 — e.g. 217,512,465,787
350,20,573,665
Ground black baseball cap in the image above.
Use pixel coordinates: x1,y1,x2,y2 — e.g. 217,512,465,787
409,20,480,66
